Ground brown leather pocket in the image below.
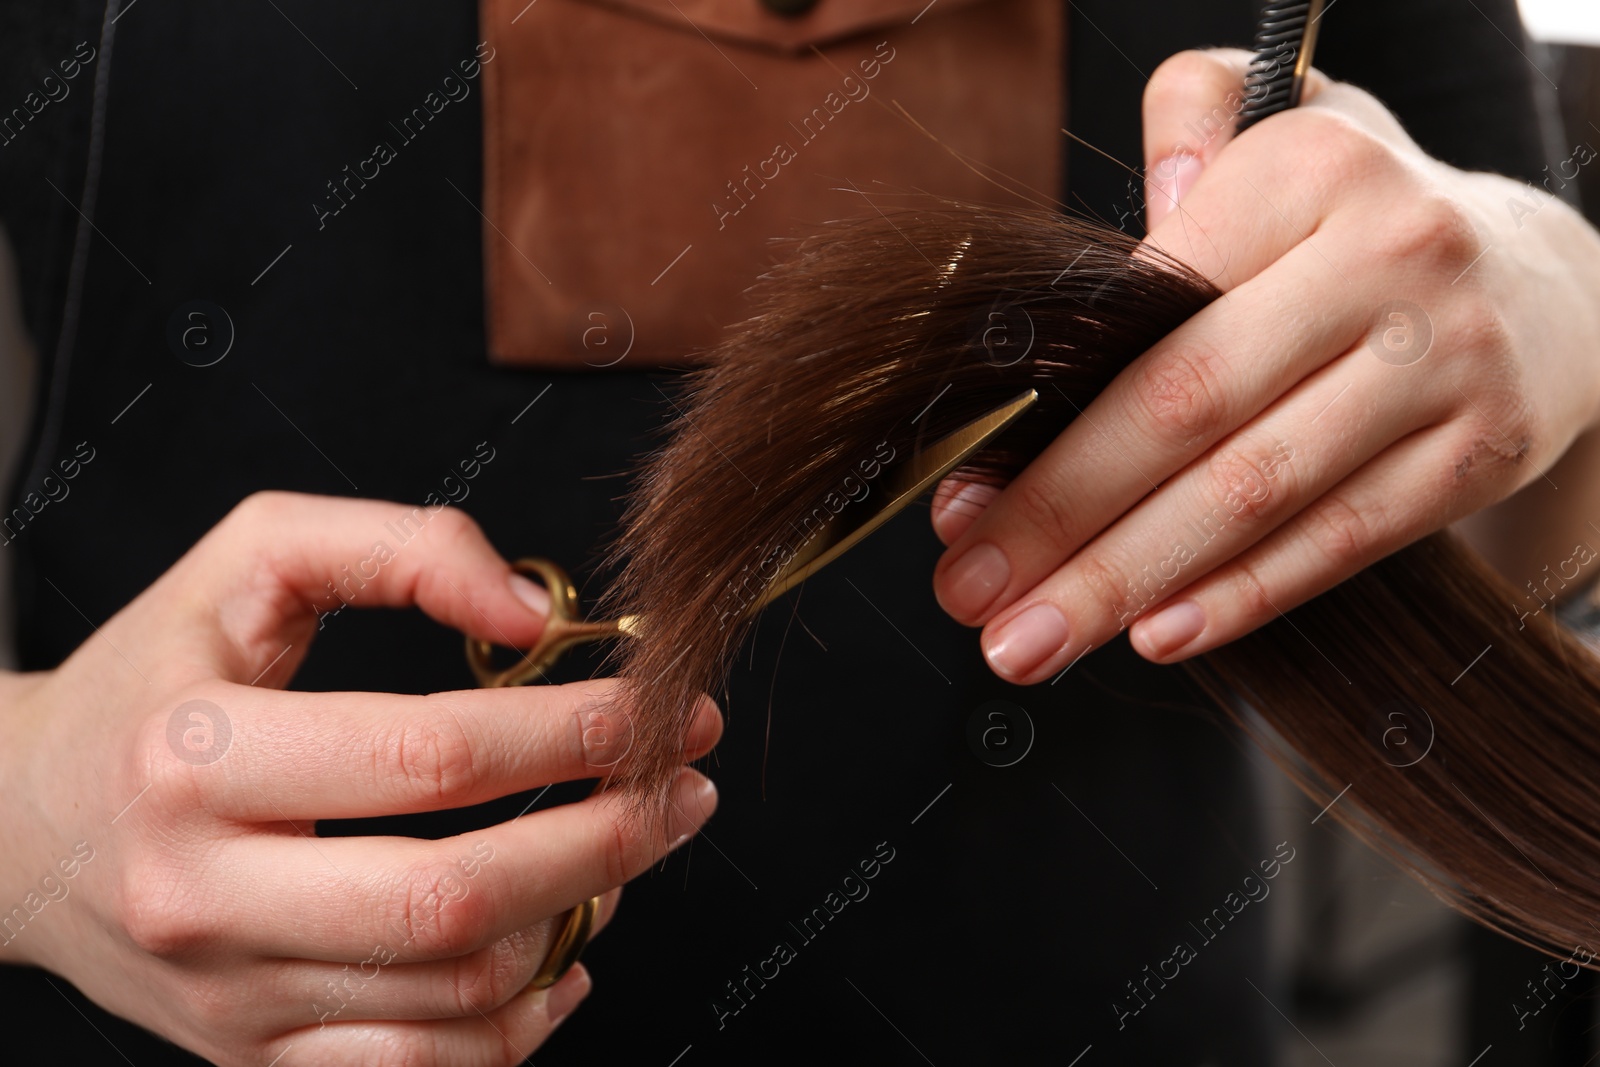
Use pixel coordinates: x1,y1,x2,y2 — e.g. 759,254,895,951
480,0,1063,367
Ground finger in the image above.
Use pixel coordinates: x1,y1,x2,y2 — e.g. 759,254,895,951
933,229,1385,628
1128,420,1502,662
1143,49,1250,230
185,678,721,820
975,347,1451,684
283,890,620,1026
1143,47,1335,229
1144,117,1360,295
179,492,552,679
223,767,716,961
933,206,1365,556
930,480,1000,546
934,104,1418,617
284,962,592,1067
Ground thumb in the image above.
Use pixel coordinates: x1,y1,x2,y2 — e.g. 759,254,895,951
1142,48,1255,230
182,492,550,681
1142,47,1339,230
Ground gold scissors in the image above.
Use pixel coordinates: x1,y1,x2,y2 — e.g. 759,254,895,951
471,388,1036,990
465,388,1038,687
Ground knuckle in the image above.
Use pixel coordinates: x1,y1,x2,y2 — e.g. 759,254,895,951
119,860,206,959
1445,406,1535,494
492,1039,531,1067
224,489,298,531
1305,495,1379,570
1451,301,1513,364
1202,442,1284,527
1440,419,1491,490
1073,553,1134,624
1132,341,1229,446
605,819,633,887
1448,309,1532,432
129,711,172,776
394,858,492,957
1227,559,1278,623
450,932,528,1015
135,715,206,811
1376,192,1480,270
600,805,648,887
1482,390,1534,452
1007,473,1079,549
1500,400,1537,462
420,504,479,549
1283,110,1391,187
383,709,477,805
202,491,310,577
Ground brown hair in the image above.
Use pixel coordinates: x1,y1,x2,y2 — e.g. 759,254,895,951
593,200,1600,962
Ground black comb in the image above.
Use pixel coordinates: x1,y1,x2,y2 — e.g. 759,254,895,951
1236,0,1326,132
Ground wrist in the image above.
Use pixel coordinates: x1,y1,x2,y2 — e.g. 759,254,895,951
0,669,58,969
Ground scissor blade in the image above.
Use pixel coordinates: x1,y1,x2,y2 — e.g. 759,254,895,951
751,389,1038,613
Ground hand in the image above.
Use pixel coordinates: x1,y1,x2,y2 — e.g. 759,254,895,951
0,491,721,1065
930,48,1600,681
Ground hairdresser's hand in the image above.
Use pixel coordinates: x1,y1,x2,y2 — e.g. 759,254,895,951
0,491,720,1065
931,48,1600,680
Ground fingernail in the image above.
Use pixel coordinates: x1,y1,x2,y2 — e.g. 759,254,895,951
1146,152,1203,228
931,482,1000,544
667,769,718,845
938,542,1011,620
984,602,1070,682
685,696,722,757
509,573,551,619
1135,600,1206,660
545,962,591,1022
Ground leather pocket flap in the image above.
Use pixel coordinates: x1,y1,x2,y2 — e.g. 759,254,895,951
581,0,986,53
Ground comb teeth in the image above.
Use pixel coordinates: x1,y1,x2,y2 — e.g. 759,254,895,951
1236,0,1319,132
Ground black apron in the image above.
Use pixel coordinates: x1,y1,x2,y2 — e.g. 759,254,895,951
0,1,1556,1063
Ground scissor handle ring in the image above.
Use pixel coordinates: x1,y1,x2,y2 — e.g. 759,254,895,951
465,557,583,689
529,894,599,989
